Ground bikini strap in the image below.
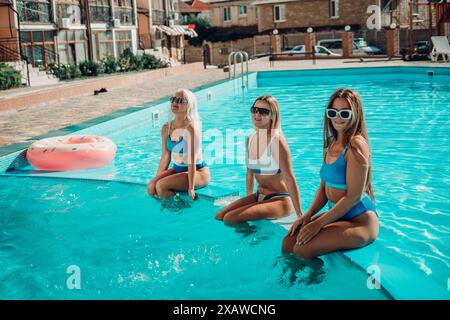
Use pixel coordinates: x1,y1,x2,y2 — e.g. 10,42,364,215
342,146,348,155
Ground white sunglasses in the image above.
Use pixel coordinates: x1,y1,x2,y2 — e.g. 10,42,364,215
326,108,352,120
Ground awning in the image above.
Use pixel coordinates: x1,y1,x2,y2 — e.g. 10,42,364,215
154,25,198,38
155,25,178,36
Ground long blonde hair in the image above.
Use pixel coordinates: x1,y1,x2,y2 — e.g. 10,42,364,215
323,88,375,201
168,88,201,124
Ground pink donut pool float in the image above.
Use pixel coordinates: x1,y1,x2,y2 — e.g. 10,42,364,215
27,135,117,171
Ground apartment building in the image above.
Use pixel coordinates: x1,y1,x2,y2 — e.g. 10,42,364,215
209,0,258,27
0,0,138,67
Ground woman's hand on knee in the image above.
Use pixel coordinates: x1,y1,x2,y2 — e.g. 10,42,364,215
147,180,157,196
215,210,225,221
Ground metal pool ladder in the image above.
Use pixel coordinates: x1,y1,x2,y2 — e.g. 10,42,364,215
228,51,249,88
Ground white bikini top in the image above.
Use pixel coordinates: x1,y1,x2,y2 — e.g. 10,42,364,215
246,131,281,175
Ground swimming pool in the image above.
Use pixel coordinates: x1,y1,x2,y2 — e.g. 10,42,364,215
0,66,449,299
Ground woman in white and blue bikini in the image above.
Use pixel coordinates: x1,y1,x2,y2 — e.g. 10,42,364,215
215,95,303,223
147,89,210,200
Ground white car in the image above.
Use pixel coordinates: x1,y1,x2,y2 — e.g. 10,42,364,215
284,45,341,57
317,38,382,56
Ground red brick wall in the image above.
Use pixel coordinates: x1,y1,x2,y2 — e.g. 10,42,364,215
258,0,387,32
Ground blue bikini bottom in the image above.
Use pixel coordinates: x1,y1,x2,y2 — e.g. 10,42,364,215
327,194,377,221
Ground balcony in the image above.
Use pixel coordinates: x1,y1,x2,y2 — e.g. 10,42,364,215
56,3,84,25
166,11,183,26
16,0,53,24
114,7,135,25
89,5,111,23
152,9,166,26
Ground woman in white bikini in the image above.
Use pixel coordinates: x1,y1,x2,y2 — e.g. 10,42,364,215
215,95,303,223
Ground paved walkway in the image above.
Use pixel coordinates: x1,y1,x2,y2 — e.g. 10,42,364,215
0,66,228,147
0,58,449,148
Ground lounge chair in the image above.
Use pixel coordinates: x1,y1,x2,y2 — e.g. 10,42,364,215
430,36,450,62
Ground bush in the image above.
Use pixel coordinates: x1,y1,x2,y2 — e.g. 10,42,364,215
119,48,143,71
69,64,81,78
0,62,22,90
186,16,259,46
49,64,70,80
47,63,81,80
141,53,163,70
79,60,103,77
102,56,118,74
117,57,130,72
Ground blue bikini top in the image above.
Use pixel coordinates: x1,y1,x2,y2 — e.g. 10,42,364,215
320,144,348,190
166,121,188,155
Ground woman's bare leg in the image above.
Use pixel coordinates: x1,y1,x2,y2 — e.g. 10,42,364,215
222,196,293,224
215,194,257,220
155,167,210,198
290,211,379,259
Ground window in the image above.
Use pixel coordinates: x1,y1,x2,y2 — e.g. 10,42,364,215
114,0,135,25
116,31,132,57
92,31,113,61
20,31,56,67
412,0,419,14
57,30,87,65
329,0,339,18
239,5,247,16
223,7,231,22
255,7,259,20
16,0,52,23
89,0,111,23
381,0,393,11
273,5,285,22
56,0,83,24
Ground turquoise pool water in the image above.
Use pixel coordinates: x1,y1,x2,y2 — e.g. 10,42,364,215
0,177,388,299
0,67,449,299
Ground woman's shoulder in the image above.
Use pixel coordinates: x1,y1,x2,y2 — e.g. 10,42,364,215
349,135,369,149
347,135,370,162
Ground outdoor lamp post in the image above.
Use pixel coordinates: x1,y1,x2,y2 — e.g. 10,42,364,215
306,27,314,61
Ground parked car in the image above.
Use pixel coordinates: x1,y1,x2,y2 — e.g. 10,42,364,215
317,38,383,56
283,45,340,57
249,52,271,60
400,41,431,61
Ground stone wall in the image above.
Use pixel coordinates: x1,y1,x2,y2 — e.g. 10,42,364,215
202,34,271,66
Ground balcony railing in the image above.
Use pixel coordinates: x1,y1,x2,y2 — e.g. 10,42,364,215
152,9,166,26
89,5,111,23
16,0,53,24
56,3,84,24
166,11,183,26
114,6,134,25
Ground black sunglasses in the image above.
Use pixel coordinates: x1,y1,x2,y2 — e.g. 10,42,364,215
170,96,186,104
250,106,271,116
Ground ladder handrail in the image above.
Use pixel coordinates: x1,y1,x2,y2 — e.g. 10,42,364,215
228,51,249,88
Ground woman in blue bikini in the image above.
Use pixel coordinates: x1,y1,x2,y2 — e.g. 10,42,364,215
147,89,210,200
282,88,379,259
215,95,303,223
